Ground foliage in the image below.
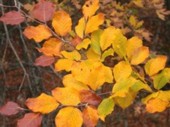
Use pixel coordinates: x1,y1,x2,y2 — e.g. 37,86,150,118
0,0,170,127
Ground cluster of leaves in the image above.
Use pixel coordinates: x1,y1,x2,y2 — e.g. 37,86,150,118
0,0,170,127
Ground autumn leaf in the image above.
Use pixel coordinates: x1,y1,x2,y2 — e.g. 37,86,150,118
17,113,42,127
83,106,99,127
142,90,170,113
0,11,25,25
0,101,20,116
26,93,59,114
55,107,83,127
52,10,72,36
80,90,102,106
85,13,105,34
76,38,91,50
34,55,55,67
153,68,170,90
63,74,89,91
61,50,81,60
130,46,149,65
75,17,86,38
126,36,143,59
38,38,62,56
98,97,115,121
144,55,167,76
86,47,101,61
23,25,52,43
31,0,55,22
82,0,99,18
52,87,80,106
113,61,132,82
55,59,75,71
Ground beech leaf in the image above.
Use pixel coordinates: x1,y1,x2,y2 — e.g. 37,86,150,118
31,0,55,22
52,10,72,36
0,11,25,25
0,101,20,116
34,55,55,67
26,93,59,114
17,113,42,127
23,25,52,43
55,107,83,127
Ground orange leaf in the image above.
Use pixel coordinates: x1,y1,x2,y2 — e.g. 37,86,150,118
85,13,105,34
23,25,52,43
82,0,99,18
55,107,83,127
52,87,80,106
83,106,99,127
26,93,59,114
52,10,72,36
38,38,62,56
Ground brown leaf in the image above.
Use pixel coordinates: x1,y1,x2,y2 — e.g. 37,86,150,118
83,106,99,127
0,101,20,116
31,0,55,22
80,90,102,106
71,36,82,47
34,55,55,67
17,113,42,127
0,11,25,25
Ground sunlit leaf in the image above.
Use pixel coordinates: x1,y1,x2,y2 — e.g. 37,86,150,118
98,97,115,121
17,113,42,127
26,93,59,114
113,61,132,82
144,55,167,76
61,50,81,60
23,25,52,43
76,38,91,50
85,13,105,34
63,74,89,91
52,87,80,106
126,36,143,59
130,46,149,65
38,38,62,56
82,0,99,18
55,107,83,127
55,59,75,71
86,47,101,60
142,90,170,113
83,106,99,127
52,10,72,36
75,17,86,38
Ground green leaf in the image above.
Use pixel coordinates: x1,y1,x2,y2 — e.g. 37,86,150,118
91,30,103,55
98,97,115,121
153,68,170,90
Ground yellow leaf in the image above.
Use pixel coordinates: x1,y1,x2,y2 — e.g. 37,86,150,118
26,93,59,114
131,46,149,65
82,0,99,18
86,47,101,61
61,50,81,60
113,61,132,82
144,55,167,76
52,87,80,106
75,17,86,38
129,15,137,27
55,107,83,127
100,26,117,51
63,74,89,91
76,38,91,50
85,13,105,34
55,59,75,71
126,36,143,59
52,10,72,36
23,25,52,43
38,38,62,56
